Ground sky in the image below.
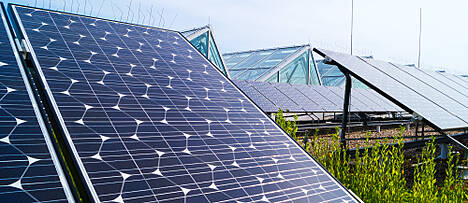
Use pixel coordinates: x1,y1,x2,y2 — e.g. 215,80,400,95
4,0,468,75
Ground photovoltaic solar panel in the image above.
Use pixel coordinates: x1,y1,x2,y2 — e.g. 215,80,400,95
362,59,468,123
390,64,468,108
357,89,393,112
352,88,384,112
232,80,278,113
13,5,358,202
0,3,71,202
315,48,468,130
419,70,468,97
437,72,468,92
272,83,324,112
247,81,304,112
326,86,369,112
294,85,341,112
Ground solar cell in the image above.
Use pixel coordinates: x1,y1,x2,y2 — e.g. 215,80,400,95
437,72,468,92
315,48,467,130
13,5,358,202
232,80,277,113
294,85,342,112
0,4,71,202
326,86,370,112
418,70,468,97
362,59,468,123
247,81,304,112
352,88,385,112
272,83,324,112
391,64,468,108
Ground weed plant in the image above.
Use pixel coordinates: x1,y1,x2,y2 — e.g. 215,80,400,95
274,109,467,202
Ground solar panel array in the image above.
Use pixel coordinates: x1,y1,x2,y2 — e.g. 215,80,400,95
13,5,358,202
315,48,468,130
233,80,402,113
0,3,71,202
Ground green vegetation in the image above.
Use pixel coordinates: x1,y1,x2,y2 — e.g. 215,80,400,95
274,109,467,202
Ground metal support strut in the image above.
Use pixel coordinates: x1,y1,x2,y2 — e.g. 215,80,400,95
340,73,352,148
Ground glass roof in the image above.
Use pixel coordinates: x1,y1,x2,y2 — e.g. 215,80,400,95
208,34,227,74
316,60,368,88
190,31,209,57
184,29,229,75
224,46,303,80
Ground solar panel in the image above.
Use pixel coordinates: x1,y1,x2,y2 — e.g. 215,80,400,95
232,80,278,113
13,5,358,202
352,88,386,112
296,85,341,112
272,83,324,112
362,59,468,122
357,89,393,112
247,81,304,112
437,72,468,92
391,64,468,108
315,48,467,130
326,86,371,112
0,4,71,202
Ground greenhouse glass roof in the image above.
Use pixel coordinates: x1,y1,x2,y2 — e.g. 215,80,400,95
181,25,228,76
223,45,321,85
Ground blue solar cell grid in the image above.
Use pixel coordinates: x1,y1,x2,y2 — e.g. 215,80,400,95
0,3,70,202
14,6,357,202
295,85,341,112
232,80,278,113
248,81,303,112
272,83,324,112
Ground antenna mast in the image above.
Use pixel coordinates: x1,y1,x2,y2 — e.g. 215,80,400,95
417,8,422,68
350,0,354,55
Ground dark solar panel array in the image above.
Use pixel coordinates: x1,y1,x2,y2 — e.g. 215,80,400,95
234,80,402,113
14,5,357,202
232,80,278,112
272,83,324,112
0,4,71,202
248,81,304,112
315,48,468,130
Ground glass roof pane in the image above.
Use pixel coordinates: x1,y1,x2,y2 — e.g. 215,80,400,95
309,51,320,85
189,31,208,57
251,47,300,70
181,29,198,37
317,60,344,77
266,72,279,83
230,50,275,70
279,51,308,84
208,33,227,74
235,67,272,80
224,52,253,67
351,76,369,88
322,76,345,86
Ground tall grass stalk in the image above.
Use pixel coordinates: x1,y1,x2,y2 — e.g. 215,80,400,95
274,109,467,202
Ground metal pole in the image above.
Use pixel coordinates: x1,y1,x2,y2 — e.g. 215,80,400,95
340,73,352,148
417,8,422,68
350,0,354,55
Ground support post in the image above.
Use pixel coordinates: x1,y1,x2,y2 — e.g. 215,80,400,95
340,73,352,148
415,121,419,139
421,120,425,138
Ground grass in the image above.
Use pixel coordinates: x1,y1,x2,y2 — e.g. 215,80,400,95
274,109,467,202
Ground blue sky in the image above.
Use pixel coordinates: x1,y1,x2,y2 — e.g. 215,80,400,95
4,0,467,74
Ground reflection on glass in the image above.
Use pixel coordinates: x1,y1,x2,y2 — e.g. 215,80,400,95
189,31,209,57
279,52,308,84
308,51,320,85
208,33,227,74
266,72,279,83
